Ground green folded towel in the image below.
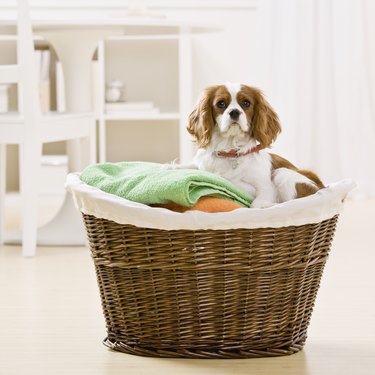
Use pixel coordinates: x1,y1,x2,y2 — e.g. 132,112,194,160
80,161,253,207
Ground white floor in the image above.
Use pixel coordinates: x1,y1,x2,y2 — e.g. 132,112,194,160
0,195,374,375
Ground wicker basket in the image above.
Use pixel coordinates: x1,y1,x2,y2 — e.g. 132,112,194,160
82,214,337,359
67,174,354,359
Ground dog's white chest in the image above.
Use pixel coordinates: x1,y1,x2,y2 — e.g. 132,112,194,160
194,149,271,197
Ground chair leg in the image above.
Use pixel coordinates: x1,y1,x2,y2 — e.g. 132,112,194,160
80,119,97,167
89,119,97,165
0,144,6,244
19,142,42,257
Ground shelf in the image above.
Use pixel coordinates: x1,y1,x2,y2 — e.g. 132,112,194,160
93,25,193,163
99,112,180,121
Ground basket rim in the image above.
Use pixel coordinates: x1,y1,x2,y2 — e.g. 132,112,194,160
67,173,354,231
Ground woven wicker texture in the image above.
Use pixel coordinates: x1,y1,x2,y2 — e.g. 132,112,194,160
83,214,338,359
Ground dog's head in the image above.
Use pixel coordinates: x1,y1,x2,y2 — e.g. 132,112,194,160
187,83,281,148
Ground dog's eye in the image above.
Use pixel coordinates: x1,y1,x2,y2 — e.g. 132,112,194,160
242,100,251,108
216,100,227,109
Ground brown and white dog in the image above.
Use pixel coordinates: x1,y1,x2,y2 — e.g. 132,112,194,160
171,83,324,208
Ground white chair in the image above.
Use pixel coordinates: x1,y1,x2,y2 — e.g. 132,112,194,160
0,0,96,256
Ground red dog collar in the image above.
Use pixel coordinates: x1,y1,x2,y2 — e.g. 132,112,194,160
215,144,264,158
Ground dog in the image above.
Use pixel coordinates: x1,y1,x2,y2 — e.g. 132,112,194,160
170,83,324,208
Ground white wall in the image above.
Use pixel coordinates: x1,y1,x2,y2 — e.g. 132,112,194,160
364,0,375,113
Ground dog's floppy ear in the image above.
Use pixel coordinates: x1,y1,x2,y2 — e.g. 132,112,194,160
251,88,281,148
187,86,217,148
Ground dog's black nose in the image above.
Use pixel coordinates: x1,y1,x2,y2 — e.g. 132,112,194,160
229,108,241,120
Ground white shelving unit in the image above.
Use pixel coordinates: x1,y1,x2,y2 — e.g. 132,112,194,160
103,113,180,121
95,31,193,164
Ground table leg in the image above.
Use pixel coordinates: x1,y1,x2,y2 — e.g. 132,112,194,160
36,29,119,245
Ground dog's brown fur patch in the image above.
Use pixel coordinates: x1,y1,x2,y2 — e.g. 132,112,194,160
271,153,325,198
295,183,319,198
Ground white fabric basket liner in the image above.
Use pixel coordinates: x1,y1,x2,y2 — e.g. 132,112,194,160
66,173,355,231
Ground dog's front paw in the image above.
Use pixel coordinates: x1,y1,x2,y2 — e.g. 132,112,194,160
161,162,178,170
251,198,275,209
161,162,198,171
